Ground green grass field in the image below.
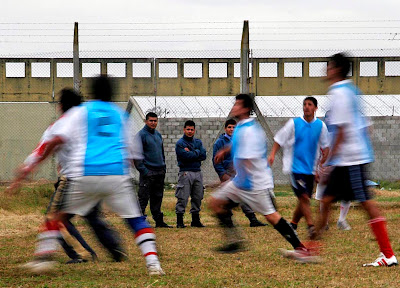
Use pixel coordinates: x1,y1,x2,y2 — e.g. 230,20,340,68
1,183,400,287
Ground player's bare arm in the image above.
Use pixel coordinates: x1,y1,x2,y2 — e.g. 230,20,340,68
268,142,281,166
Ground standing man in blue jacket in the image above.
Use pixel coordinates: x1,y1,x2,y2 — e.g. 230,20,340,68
134,112,172,228
213,119,266,227
175,120,207,228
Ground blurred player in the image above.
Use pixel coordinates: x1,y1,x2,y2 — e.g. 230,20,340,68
315,110,352,231
9,76,165,275
9,89,124,269
313,53,397,267
212,118,266,227
268,97,329,238
210,94,318,263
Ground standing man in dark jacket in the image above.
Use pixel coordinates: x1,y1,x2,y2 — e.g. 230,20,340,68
175,120,207,228
134,112,172,228
213,119,266,227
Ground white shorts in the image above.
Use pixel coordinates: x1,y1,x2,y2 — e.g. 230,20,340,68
61,175,142,218
315,184,326,201
212,181,276,216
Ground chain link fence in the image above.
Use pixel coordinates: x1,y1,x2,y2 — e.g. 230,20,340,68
2,48,400,184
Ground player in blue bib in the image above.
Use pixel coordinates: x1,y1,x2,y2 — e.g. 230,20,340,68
268,97,329,238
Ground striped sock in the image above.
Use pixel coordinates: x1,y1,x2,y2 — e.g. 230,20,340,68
369,217,394,258
34,220,61,257
135,228,159,267
127,217,160,267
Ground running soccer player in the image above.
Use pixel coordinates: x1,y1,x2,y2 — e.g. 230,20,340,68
210,93,318,263
10,89,124,268
268,97,329,238
9,76,165,275
212,118,266,227
313,53,397,267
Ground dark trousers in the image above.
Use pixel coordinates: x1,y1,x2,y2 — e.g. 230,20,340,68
138,170,165,221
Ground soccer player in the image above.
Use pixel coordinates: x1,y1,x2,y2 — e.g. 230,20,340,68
175,120,207,228
315,110,352,231
210,94,318,263
10,89,124,267
268,97,329,238
212,118,266,227
134,112,172,228
313,53,397,267
10,76,165,275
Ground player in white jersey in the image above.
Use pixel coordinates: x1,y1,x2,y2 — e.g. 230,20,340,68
313,53,397,267
268,96,329,239
8,76,164,275
210,94,319,263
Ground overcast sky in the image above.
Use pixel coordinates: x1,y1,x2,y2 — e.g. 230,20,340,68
2,0,400,56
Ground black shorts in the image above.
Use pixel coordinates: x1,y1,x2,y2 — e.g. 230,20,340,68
324,164,372,203
290,173,315,198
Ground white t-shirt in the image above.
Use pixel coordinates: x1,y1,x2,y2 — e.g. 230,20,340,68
274,117,329,175
231,118,274,191
327,80,374,166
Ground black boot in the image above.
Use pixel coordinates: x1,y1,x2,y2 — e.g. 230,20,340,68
155,213,173,228
246,213,267,227
191,213,205,228
176,213,186,228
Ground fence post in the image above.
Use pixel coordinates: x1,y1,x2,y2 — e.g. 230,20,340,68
73,22,80,93
240,20,249,94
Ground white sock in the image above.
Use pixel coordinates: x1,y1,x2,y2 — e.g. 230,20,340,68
135,228,160,267
338,201,351,223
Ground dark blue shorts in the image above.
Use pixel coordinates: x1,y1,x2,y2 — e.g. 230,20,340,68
323,164,372,203
290,173,315,198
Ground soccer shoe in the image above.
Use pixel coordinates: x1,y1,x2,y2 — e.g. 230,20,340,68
111,248,128,262
307,226,317,239
147,264,166,276
337,220,351,231
362,253,398,267
214,241,246,254
278,248,322,264
66,258,88,264
20,259,56,273
249,219,267,227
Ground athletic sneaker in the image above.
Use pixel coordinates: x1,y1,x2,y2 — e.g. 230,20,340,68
307,226,317,239
278,248,321,264
147,264,165,276
20,259,56,273
66,258,88,264
362,253,398,267
214,241,246,254
337,220,351,231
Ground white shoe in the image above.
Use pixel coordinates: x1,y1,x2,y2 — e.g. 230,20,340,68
147,264,165,276
337,220,351,231
363,253,398,267
278,248,322,264
20,260,56,273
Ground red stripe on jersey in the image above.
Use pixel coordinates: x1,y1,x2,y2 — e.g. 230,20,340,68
144,252,158,257
135,228,154,238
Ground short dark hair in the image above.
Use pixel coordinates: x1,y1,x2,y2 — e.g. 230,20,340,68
330,53,351,79
235,94,254,114
184,120,195,128
225,118,237,128
92,75,114,101
59,88,82,113
304,96,318,107
146,112,158,120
